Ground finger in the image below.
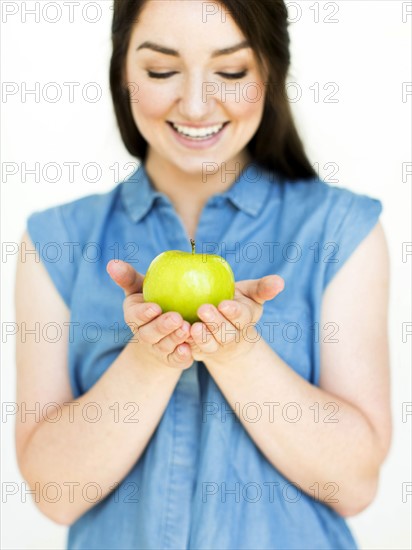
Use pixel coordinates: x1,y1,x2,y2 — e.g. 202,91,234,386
216,299,255,330
107,259,145,297
138,311,185,345
184,334,203,356
190,322,220,354
235,274,285,305
154,321,191,354
124,298,163,332
196,304,241,345
167,343,194,369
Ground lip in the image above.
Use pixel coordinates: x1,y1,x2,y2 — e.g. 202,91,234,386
167,121,230,150
167,121,229,129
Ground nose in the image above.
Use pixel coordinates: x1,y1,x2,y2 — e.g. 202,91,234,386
176,71,217,121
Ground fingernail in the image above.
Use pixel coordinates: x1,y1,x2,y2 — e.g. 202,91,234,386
175,327,187,338
220,303,235,315
192,324,203,336
165,314,179,329
201,307,214,321
146,306,160,317
107,261,123,275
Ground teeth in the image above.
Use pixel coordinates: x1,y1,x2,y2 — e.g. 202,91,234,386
171,122,225,139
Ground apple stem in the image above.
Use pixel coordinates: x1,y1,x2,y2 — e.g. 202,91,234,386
190,238,196,254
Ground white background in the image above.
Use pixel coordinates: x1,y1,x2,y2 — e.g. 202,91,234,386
1,1,411,548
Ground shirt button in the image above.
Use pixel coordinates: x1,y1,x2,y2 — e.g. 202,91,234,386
211,197,225,208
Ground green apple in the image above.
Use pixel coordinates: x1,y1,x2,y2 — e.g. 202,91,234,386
143,239,235,324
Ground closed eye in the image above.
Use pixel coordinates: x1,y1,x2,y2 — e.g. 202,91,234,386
147,71,178,79
217,71,248,80
147,70,248,80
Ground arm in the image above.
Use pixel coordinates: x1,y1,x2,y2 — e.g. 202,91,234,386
187,222,392,517
15,232,193,526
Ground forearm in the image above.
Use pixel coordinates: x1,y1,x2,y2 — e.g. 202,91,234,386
204,336,382,516
19,343,182,525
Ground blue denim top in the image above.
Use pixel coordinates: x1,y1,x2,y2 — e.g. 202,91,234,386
27,161,382,549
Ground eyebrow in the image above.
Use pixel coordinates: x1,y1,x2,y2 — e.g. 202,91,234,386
136,40,250,58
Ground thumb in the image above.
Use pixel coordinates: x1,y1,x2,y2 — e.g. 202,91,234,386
236,274,285,305
106,259,145,297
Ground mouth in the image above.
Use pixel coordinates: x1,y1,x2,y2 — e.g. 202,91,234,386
167,121,230,140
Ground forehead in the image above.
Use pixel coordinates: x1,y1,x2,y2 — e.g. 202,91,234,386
129,0,247,52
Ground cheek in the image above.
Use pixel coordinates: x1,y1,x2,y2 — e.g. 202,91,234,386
225,82,266,124
231,98,265,130
130,82,174,124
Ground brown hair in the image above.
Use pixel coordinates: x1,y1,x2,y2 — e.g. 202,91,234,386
110,0,317,182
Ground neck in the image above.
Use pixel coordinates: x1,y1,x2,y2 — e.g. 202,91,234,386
144,149,253,211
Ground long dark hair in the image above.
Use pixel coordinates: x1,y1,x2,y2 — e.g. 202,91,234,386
110,0,317,182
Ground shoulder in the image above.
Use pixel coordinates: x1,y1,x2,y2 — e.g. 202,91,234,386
24,183,124,308
266,171,383,237
261,169,384,288
27,183,123,243
273,173,381,215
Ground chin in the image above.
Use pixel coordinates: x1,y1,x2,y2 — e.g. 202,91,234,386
173,155,224,175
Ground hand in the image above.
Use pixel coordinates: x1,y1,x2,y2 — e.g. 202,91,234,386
186,274,285,364
106,260,194,370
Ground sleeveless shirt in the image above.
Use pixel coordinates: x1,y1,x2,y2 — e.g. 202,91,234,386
27,161,382,549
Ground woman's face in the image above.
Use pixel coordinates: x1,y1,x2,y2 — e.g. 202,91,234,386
124,0,267,175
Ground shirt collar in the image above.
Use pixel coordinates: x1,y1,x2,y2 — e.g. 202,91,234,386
120,160,275,223
221,161,275,216
120,163,163,223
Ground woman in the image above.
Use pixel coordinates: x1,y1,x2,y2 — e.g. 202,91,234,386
15,1,392,548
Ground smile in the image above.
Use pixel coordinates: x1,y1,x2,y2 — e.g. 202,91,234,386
167,121,229,140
